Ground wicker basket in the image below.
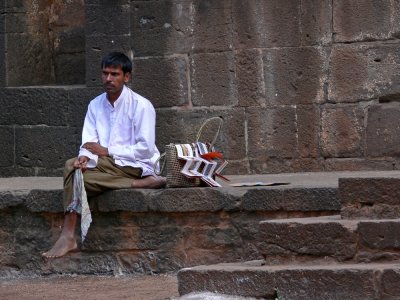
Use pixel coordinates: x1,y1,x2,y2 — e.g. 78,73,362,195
156,117,223,188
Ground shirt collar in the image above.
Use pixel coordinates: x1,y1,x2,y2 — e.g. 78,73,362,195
104,85,127,109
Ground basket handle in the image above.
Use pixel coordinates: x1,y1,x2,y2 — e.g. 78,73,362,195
154,152,166,176
195,117,223,147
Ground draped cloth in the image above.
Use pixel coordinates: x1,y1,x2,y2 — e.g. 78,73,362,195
66,169,92,242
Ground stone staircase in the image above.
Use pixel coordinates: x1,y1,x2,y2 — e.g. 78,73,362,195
177,173,400,299
1,171,400,299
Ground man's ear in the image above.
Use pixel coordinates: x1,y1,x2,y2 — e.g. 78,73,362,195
124,72,131,83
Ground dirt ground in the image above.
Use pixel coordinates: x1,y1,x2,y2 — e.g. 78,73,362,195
0,274,180,300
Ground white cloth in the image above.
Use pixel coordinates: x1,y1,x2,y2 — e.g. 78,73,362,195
69,169,92,242
78,85,160,176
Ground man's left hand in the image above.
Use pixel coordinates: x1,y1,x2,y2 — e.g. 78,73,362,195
82,142,109,157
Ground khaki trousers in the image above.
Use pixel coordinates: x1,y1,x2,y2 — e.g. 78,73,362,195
63,156,142,210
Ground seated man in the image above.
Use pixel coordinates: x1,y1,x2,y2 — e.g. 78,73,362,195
43,51,166,258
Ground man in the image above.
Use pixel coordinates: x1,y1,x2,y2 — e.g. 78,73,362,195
43,52,166,258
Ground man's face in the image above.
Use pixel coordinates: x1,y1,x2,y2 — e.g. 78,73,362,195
101,65,130,97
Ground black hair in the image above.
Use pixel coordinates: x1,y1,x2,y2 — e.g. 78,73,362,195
101,52,132,74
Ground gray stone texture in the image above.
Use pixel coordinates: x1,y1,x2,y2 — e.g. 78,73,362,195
190,52,237,107
333,0,399,43
321,104,365,158
263,47,328,105
0,0,400,175
340,176,400,219
178,262,396,299
329,41,400,102
0,126,13,167
132,56,189,108
4,0,85,86
366,103,400,157
232,0,332,49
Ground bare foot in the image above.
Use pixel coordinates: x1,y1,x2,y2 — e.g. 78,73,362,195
42,235,78,259
132,175,166,189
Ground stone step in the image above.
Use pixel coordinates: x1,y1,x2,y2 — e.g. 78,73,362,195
1,171,398,278
339,173,400,219
0,174,340,278
257,216,400,264
177,260,400,299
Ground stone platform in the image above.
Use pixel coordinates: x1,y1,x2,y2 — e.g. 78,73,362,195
1,171,400,297
176,171,400,299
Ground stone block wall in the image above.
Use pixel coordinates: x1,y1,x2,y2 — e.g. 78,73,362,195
0,0,400,176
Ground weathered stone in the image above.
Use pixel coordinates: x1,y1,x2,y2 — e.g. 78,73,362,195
328,41,400,102
4,1,85,86
49,0,84,29
117,250,185,274
132,56,189,108
235,49,265,107
283,188,340,211
190,52,237,107
85,3,130,36
247,106,298,159
0,190,26,209
85,35,131,87
95,189,149,212
191,0,232,53
83,215,183,251
358,221,400,249
42,252,120,276
366,103,400,157
6,33,53,86
340,176,400,219
321,105,365,158
258,217,357,262
54,53,85,85
297,106,320,158
148,188,240,212
0,126,13,167
0,34,5,87
232,0,300,49
178,262,383,299
299,0,332,45
324,158,397,172
248,157,324,174
0,87,71,126
263,47,328,105
241,187,339,212
131,0,193,56
333,0,396,42
232,0,332,49
15,127,80,169
340,177,400,207
380,269,400,298
25,190,63,212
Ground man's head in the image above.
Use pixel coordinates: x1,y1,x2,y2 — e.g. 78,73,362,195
101,52,132,74
101,52,132,102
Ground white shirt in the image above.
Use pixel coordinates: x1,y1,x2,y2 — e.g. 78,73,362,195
78,85,160,176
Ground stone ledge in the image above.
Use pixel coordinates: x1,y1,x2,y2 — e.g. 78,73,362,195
178,260,400,299
340,175,400,218
0,185,340,213
1,171,398,278
258,216,400,264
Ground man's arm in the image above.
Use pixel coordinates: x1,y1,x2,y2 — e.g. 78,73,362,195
82,142,109,157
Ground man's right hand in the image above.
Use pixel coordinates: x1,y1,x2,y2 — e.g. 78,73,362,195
73,156,89,171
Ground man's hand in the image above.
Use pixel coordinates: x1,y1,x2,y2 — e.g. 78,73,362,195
82,142,109,157
73,156,89,171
